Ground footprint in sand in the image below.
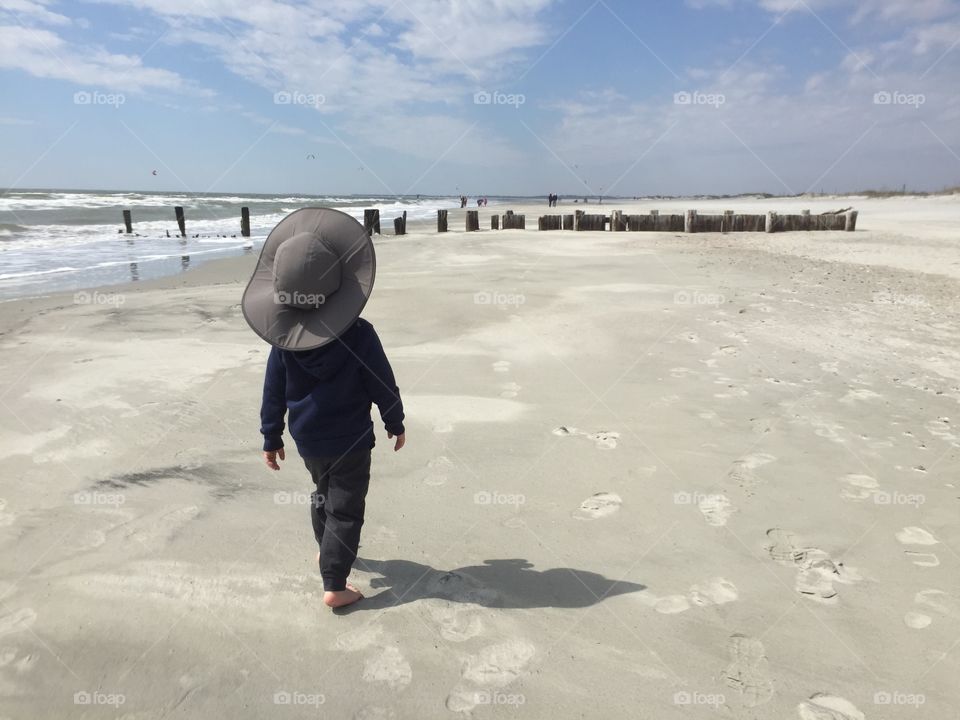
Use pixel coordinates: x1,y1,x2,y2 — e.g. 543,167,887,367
896,527,939,545
904,610,932,629
642,577,738,614
499,382,521,399
445,639,536,712
574,492,622,520
422,600,484,642
906,589,956,629
492,360,511,374
723,634,774,707
553,426,619,449
797,694,864,720
904,551,939,567
726,454,776,493
698,494,734,527
837,474,879,501
765,528,859,604
424,456,453,486
362,646,412,689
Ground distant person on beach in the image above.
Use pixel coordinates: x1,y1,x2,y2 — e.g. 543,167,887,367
242,208,405,610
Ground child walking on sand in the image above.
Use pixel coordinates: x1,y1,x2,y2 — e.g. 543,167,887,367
241,208,405,609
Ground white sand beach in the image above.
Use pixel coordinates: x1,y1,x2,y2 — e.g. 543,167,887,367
1,196,958,718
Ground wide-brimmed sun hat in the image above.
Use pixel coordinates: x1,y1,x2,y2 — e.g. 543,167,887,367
241,207,376,350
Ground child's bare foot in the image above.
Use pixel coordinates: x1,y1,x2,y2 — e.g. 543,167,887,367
323,583,363,608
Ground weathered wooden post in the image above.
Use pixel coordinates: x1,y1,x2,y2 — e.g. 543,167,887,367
684,209,697,233
845,210,858,231
122,210,133,234
466,210,479,231
174,206,186,236
562,214,574,230
722,210,734,233
393,211,407,235
491,215,499,230
574,209,583,231
801,209,811,231
649,209,659,231
240,207,251,237
437,209,448,232
364,209,381,235
766,211,777,233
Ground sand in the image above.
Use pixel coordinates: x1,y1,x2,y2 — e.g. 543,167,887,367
0,196,958,718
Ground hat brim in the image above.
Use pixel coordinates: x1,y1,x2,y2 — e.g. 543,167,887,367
241,207,376,350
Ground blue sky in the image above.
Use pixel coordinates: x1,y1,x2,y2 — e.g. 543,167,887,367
1,0,958,196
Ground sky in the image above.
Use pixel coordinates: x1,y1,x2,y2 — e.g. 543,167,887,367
0,0,958,197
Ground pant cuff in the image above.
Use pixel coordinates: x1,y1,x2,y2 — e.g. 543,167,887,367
322,576,346,592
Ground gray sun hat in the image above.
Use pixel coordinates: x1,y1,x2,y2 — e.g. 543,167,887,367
241,207,376,350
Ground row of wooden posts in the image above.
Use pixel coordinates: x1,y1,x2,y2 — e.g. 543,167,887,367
120,205,858,239
366,207,859,234
120,206,252,237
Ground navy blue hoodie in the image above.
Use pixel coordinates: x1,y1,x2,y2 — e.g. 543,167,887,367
259,318,405,457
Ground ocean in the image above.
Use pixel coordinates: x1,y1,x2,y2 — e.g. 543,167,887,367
0,189,467,299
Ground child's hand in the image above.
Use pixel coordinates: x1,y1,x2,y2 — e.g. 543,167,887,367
388,432,405,452
264,448,285,470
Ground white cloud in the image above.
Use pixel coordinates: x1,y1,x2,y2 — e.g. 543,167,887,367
1,0,70,26
0,25,187,91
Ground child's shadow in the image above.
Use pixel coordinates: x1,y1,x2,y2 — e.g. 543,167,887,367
342,557,645,612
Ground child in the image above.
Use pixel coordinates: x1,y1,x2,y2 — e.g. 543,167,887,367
241,208,405,609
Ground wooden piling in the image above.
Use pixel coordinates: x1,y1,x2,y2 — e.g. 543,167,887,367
845,210,858,232
502,213,526,230
684,210,697,233
174,206,186,236
538,215,562,230
722,210,734,233
491,215,499,230
364,209,381,235
437,209,448,233
562,214,574,230
122,210,132,234
240,207,251,237
466,210,479,232
394,211,407,235
766,211,777,233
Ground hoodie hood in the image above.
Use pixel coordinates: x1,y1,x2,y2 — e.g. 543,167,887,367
288,320,359,380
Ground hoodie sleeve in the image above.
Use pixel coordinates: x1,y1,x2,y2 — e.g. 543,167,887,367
259,347,287,451
358,323,405,436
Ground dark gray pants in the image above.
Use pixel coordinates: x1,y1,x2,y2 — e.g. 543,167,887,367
303,449,371,591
